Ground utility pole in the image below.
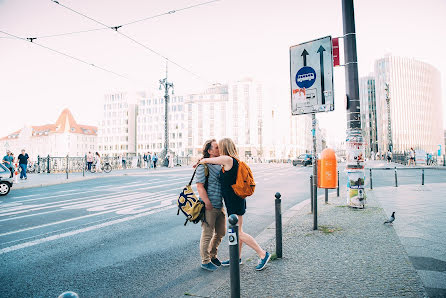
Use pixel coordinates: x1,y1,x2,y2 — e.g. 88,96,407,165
385,83,392,152
159,61,174,166
342,0,366,208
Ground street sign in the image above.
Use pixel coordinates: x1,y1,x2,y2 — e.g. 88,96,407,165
290,36,334,115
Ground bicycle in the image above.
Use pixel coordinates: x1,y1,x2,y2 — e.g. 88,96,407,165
89,162,112,173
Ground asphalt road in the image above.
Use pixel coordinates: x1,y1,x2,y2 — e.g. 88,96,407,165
1,164,318,297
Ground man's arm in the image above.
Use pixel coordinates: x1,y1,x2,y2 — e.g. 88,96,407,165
197,183,213,210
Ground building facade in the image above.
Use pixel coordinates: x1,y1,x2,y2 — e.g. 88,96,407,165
0,109,97,158
359,75,378,157
374,56,443,155
98,92,140,157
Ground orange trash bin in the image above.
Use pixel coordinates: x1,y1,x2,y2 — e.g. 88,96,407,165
318,148,337,189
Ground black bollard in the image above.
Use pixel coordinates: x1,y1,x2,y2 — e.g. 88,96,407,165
310,175,314,213
370,168,373,190
422,169,424,185
337,170,340,197
275,192,282,259
313,178,318,230
394,167,398,187
228,214,240,298
325,188,328,204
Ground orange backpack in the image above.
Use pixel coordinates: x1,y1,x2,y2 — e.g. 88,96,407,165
232,158,256,198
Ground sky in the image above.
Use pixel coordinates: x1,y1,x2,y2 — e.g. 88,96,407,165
1,0,446,146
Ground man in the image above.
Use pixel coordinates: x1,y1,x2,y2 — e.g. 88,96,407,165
18,149,30,180
86,152,94,171
196,139,225,271
2,151,14,178
152,153,158,169
386,150,392,164
147,152,152,169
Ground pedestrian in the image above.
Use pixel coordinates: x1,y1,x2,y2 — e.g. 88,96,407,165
386,150,392,164
408,147,415,166
375,151,380,160
196,139,226,271
152,153,158,169
86,151,94,171
95,152,102,173
169,154,174,168
148,152,152,169
122,155,127,169
18,149,30,180
2,150,14,178
143,152,148,168
197,138,271,271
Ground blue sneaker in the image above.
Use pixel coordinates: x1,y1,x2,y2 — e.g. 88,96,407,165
255,252,271,271
221,259,242,267
201,262,218,271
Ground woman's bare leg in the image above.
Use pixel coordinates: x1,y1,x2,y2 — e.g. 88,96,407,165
237,215,266,259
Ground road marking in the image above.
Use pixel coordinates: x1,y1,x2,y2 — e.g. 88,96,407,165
0,204,176,255
0,193,176,237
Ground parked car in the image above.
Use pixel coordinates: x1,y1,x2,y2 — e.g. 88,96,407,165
293,154,313,166
0,163,13,196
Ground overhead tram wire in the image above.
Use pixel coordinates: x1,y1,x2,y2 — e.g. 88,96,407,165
23,0,220,40
0,30,130,80
51,0,211,83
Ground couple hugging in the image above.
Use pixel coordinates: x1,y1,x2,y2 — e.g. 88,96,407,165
195,138,270,272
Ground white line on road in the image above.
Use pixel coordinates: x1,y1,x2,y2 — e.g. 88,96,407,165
0,193,176,237
0,204,176,255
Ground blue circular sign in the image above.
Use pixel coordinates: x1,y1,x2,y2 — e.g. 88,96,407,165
295,66,316,89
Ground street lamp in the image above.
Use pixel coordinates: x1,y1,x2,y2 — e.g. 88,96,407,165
385,83,393,152
159,63,174,166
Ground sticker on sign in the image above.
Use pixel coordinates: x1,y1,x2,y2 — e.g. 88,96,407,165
290,36,334,115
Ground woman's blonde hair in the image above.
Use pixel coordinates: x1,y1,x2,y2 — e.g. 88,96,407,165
218,138,239,158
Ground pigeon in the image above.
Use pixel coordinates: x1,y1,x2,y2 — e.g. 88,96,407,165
384,212,395,224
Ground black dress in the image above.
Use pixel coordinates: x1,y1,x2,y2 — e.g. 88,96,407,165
220,157,246,216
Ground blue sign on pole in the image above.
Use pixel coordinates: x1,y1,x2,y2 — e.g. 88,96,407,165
295,66,317,89
438,145,442,156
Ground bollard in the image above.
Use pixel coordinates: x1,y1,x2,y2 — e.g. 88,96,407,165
310,175,314,213
275,192,282,259
228,214,240,298
370,168,373,190
422,169,424,185
313,178,318,230
337,170,339,197
325,188,328,204
444,154,445,167
394,167,398,187
47,154,50,173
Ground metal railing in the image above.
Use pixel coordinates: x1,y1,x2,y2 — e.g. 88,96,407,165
34,155,192,173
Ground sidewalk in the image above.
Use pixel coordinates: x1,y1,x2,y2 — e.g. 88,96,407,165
189,189,429,297
10,167,187,190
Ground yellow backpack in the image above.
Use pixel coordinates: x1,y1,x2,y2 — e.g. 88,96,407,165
177,165,208,225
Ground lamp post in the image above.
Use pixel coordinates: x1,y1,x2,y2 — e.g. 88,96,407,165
385,83,393,152
159,62,174,165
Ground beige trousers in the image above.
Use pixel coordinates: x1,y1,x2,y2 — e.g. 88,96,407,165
200,208,226,264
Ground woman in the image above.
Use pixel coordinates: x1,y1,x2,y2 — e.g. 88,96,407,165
95,152,102,173
198,138,271,271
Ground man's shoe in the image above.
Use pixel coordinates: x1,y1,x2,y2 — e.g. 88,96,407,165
211,258,221,267
255,251,271,271
221,259,242,267
201,262,218,271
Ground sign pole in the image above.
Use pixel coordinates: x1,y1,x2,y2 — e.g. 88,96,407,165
312,113,318,230
342,0,366,208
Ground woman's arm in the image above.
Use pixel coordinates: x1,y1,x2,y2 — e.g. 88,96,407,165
201,156,233,171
